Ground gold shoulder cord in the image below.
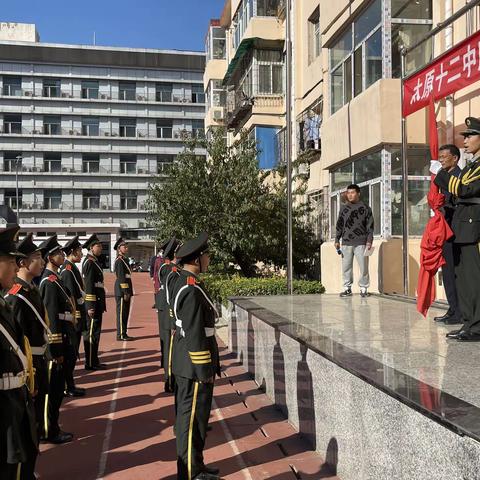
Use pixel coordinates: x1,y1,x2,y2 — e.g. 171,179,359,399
23,336,35,394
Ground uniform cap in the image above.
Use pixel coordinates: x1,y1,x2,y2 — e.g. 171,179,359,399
460,117,480,136
38,235,63,259
62,235,82,254
164,236,180,260
17,232,41,257
159,237,171,251
175,232,208,261
0,225,25,258
83,234,102,250
114,237,127,250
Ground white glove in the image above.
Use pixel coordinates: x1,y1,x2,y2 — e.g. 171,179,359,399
429,160,442,175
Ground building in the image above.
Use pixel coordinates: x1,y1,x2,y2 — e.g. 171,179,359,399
0,22,206,269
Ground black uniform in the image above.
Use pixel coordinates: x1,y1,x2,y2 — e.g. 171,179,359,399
114,254,133,339
6,278,50,441
435,154,480,335
39,269,75,439
83,254,106,368
60,259,87,390
172,269,220,480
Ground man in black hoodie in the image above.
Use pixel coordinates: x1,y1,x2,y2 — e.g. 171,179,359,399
334,184,374,298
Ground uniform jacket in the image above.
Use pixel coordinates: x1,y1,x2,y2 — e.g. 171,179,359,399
60,259,87,330
440,165,462,226
435,157,480,244
114,254,133,297
0,295,37,463
82,254,106,313
172,270,220,382
157,260,173,313
165,263,181,329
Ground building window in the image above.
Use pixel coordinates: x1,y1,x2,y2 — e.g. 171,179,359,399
120,190,138,210
192,120,205,138
256,0,280,16
157,119,173,139
156,83,173,102
157,154,174,174
119,81,136,101
392,0,432,19
82,190,100,209
3,152,22,172
120,154,137,174
256,49,283,95
43,78,61,98
5,189,22,209
44,189,62,209
3,114,22,134
308,8,321,64
81,80,99,99
82,153,100,173
82,117,100,136
206,25,226,60
3,76,22,96
208,80,227,108
43,115,61,135
119,118,137,137
43,153,62,173
192,84,205,104
232,0,254,50
251,126,280,169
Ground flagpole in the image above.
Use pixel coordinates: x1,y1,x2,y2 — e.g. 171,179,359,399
286,0,293,295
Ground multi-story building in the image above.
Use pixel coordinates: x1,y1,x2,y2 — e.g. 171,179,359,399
0,22,205,269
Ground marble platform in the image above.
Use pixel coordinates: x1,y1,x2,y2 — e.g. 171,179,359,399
227,294,480,480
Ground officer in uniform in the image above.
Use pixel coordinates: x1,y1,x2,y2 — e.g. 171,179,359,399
82,234,107,370
155,237,170,363
434,117,480,341
5,233,50,444
171,232,220,480
60,236,87,396
113,237,134,341
38,235,74,444
0,226,37,479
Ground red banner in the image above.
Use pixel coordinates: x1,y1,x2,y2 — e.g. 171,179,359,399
403,30,480,117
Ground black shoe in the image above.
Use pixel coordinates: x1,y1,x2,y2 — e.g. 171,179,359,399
444,316,463,325
94,363,108,370
360,290,369,298
202,464,220,475
446,329,465,339
455,331,480,342
120,334,134,341
434,312,451,323
45,431,73,444
194,472,220,480
85,365,97,371
65,387,86,397
339,289,352,298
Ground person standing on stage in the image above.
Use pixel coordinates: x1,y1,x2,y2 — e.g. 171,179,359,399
0,226,38,479
59,236,87,396
433,117,480,342
6,233,50,446
433,145,462,326
114,237,134,341
38,235,74,444
172,232,220,480
82,235,107,370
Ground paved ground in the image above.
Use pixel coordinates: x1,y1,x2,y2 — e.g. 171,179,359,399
37,273,338,480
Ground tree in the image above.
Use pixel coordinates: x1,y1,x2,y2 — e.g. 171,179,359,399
147,128,320,277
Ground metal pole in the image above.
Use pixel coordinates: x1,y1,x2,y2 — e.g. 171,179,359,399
400,52,409,296
15,155,21,221
286,0,293,294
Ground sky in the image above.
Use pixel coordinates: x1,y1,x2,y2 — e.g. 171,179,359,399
1,0,226,52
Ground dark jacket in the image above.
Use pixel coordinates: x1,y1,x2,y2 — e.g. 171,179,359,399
82,255,106,314
440,165,462,226
335,201,374,246
114,255,133,297
60,259,87,332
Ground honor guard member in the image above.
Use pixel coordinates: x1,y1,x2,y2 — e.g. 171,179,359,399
82,234,107,370
114,237,134,341
5,233,50,445
158,236,181,392
155,237,170,363
38,235,74,444
172,232,220,480
59,236,87,396
434,117,480,342
0,226,38,480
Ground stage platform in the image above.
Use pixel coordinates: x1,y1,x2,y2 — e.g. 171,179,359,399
227,294,480,480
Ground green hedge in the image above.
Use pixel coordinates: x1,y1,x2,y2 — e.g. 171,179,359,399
201,274,325,305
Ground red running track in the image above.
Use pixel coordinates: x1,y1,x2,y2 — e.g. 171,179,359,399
37,273,339,480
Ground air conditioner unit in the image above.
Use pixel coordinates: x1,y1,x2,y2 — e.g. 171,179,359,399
101,94,108,99
61,92,68,98
139,221,146,228
62,167,68,172
213,108,224,121
138,168,144,173
24,91,32,97
104,131,110,136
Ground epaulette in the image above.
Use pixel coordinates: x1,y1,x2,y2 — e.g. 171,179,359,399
187,276,197,286
172,266,178,272
165,259,171,265
48,275,57,282
65,264,72,271
8,283,22,295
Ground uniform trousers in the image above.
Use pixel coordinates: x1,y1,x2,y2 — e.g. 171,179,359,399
32,355,48,439
160,308,175,391
155,293,164,365
175,376,214,480
63,324,78,391
45,360,65,439
441,240,461,320
115,296,131,338
454,243,480,334
84,313,103,368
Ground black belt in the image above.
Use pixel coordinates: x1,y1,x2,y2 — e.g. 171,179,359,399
456,198,480,205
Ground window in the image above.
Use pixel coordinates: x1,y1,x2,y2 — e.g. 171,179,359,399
251,126,280,169
206,25,226,60
157,154,174,174
120,154,137,174
3,76,22,96
156,83,173,102
354,152,382,183
43,115,61,135
43,153,62,173
157,119,173,139
43,78,61,97
192,84,205,104
308,8,321,64
3,114,22,134
120,190,138,210
82,190,100,209
82,117,99,136
44,189,62,209
3,152,22,172
392,0,432,20
5,189,22,209
119,81,136,101
372,182,381,236
232,0,254,50
82,153,100,173
192,120,205,138
257,49,283,94
257,0,280,16
81,80,99,99
209,80,226,107
119,118,137,137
